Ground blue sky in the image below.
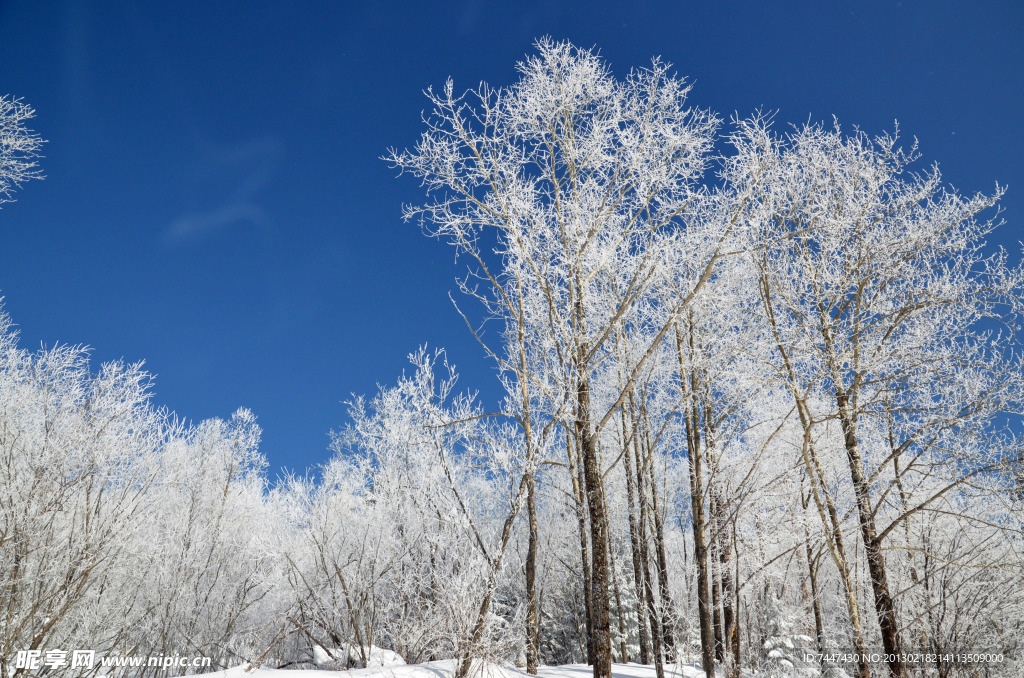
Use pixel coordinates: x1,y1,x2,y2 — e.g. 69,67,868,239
1,0,1021,475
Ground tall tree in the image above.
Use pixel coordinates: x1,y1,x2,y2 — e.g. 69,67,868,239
388,39,724,678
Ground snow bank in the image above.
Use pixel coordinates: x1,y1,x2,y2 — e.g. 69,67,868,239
313,645,407,668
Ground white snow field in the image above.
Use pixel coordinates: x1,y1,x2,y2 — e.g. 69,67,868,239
206,662,712,678
311,646,407,669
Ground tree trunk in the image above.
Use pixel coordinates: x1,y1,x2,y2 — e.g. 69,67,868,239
718,505,737,674
836,391,905,678
454,470,533,678
641,422,677,660
567,429,594,664
688,434,714,678
576,374,612,678
677,323,715,678
807,438,871,678
712,489,736,673
760,275,870,678
711,493,725,663
622,407,651,664
689,444,714,678
526,471,540,674
636,440,665,678
806,540,825,658
606,506,629,664
731,523,741,675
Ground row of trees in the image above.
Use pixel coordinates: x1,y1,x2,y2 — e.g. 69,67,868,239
0,319,284,676
2,42,1024,677
3,317,1019,676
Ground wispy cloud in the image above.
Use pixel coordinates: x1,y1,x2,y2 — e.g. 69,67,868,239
162,135,282,247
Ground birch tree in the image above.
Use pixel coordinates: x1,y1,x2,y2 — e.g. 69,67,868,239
744,120,1024,677
388,39,724,678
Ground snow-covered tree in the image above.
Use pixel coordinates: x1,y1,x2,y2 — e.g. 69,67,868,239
0,95,43,204
0,306,290,676
388,38,740,678
744,120,1024,678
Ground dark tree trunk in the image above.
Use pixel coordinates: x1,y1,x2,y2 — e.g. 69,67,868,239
526,472,540,674
814,442,871,678
454,470,534,678
567,429,594,664
761,274,869,677
711,493,725,663
677,323,715,678
731,524,741,675
806,541,825,658
576,374,613,678
689,439,714,678
836,391,905,678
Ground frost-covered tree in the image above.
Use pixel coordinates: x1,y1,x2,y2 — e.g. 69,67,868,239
743,120,1024,678
281,349,532,675
0,313,164,675
388,38,738,678
126,409,285,673
0,96,43,204
0,306,290,676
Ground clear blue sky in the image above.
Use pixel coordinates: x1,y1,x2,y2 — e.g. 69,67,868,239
1,1,1021,475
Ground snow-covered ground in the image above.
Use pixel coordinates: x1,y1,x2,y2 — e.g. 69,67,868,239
535,664,706,678
205,661,711,678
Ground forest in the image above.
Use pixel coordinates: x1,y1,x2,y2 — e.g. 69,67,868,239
2,40,1023,678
